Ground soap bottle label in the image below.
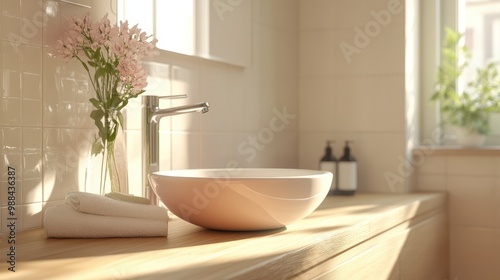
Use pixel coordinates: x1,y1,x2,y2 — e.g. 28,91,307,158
320,161,336,191
338,162,357,191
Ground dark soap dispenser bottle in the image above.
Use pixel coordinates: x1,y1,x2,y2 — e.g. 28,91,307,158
319,141,337,194
337,141,357,195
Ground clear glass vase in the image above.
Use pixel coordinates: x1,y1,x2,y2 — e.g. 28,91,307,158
86,128,128,195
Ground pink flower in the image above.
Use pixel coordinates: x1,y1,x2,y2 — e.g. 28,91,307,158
55,12,156,96
55,12,157,132
117,60,148,95
55,13,157,190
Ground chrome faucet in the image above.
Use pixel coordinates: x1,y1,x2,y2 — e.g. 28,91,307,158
142,95,210,204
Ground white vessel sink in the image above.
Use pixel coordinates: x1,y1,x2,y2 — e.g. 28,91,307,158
148,168,332,231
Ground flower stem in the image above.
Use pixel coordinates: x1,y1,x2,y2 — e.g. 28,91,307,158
106,140,122,193
99,140,108,195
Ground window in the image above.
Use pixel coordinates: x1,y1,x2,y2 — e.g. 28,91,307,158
117,0,251,67
463,0,500,73
420,0,500,145
462,0,500,142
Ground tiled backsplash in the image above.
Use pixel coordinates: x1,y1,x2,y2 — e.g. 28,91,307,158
415,152,500,279
0,0,96,232
1,0,299,232
298,0,414,193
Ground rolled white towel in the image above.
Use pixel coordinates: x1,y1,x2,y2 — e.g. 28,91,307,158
65,192,168,221
44,204,168,238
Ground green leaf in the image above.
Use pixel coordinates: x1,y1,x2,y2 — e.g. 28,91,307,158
117,99,128,111
91,139,104,156
131,90,146,99
93,47,101,61
80,61,90,73
90,109,104,121
116,111,124,128
108,119,119,142
94,67,106,82
89,98,101,109
108,94,124,110
94,119,106,136
83,49,93,60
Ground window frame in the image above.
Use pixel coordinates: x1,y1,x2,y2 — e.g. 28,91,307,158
420,0,500,146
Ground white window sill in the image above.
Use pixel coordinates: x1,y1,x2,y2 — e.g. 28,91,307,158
414,146,500,156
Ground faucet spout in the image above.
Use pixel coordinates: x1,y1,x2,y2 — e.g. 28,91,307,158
151,102,210,123
142,95,210,205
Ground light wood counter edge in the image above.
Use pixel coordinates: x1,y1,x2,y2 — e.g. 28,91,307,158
0,193,446,280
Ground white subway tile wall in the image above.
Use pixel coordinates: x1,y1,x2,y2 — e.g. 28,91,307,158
299,0,410,193
415,154,500,278
1,0,51,232
1,0,300,231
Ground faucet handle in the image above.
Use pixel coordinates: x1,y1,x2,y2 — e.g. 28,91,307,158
160,94,188,99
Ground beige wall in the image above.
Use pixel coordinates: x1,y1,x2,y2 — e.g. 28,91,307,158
415,152,500,279
298,0,412,193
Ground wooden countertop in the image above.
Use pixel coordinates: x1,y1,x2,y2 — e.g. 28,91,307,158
0,193,446,280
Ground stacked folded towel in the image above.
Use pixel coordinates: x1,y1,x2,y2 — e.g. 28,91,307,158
44,192,168,238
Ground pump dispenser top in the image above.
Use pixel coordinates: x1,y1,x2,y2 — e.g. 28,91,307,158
321,141,336,161
340,141,355,161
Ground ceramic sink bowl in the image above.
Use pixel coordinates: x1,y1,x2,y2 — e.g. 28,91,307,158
148,168,332,231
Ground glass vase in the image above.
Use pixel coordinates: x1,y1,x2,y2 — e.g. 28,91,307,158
86,128,128,195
